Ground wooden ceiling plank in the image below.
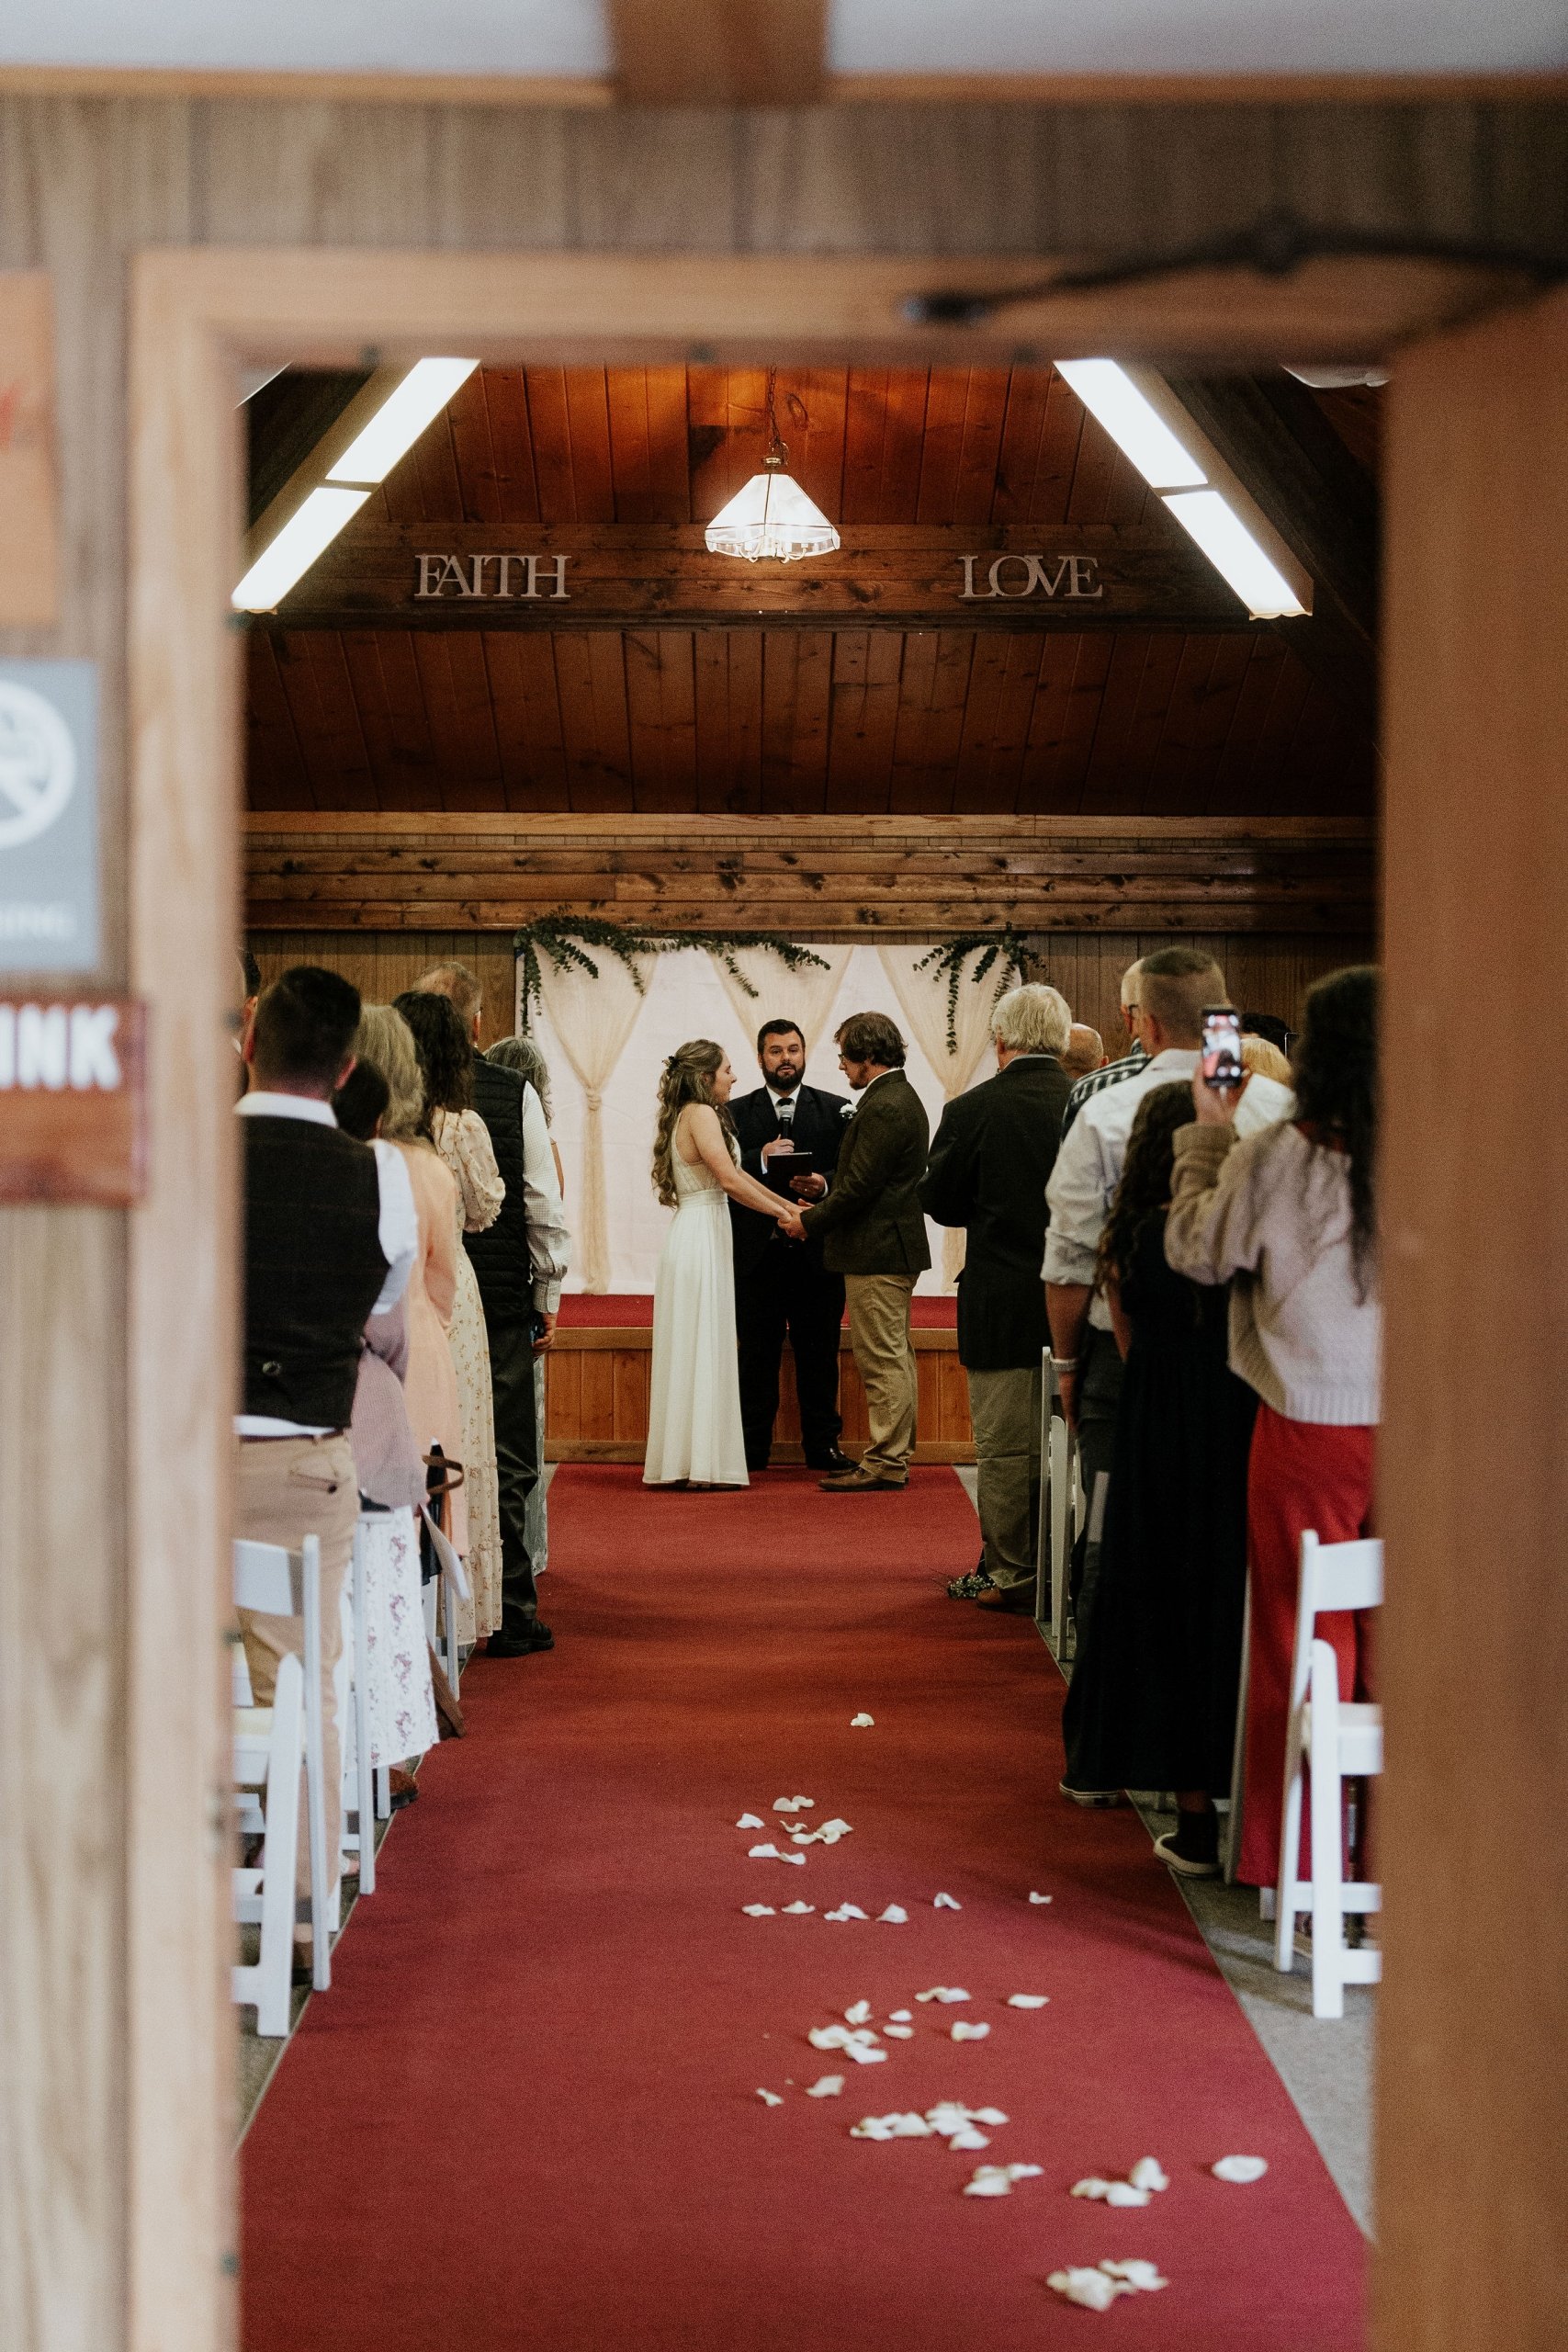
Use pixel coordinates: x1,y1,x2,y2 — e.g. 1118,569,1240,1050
478,370,541,526
784,628,835,817
886,628,942,817
643,367,694,523
1141,635,1224,817
724,628,766,815
877,369,932,526
1077,631,1156,813
299,632,381,812
245,632,312,811
483,631,568,812
407,401,465,528
608,0,827,108
692,630,739,815
1166,631,1256,808
785,365,850,537
1030,370,1087,526
349,630,441,815
564,367,616,526
952,635,1016,812
684,363,734,524
840,368,889,528
989,369,1053,527
605,367,655,524
951,368,1013,528
412,633,506,813
1208,634,1291,818
828,628,904,818
1019,632,1114,815
914,368,972,526
337,630,416,815
1065,399,1123,528
1096,631,1190,817
525,368,577,525
443,368,500,527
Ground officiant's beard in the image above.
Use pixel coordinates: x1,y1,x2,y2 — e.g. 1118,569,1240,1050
767,1066,803,1094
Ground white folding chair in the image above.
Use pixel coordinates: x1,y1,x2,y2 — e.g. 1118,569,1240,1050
1040,1354,1078,1659
337,1521,377,1896
1225,1573,1253,1886
422,1505,471,1697
232,1649,304,2037
1274,1530,1384,2017
1033,1345,1052,1632
232,1534,333,1996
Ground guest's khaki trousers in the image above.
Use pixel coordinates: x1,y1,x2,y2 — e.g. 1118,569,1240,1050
966,1363,1043,1592
235,1432,360,1905
844,1273,918,1481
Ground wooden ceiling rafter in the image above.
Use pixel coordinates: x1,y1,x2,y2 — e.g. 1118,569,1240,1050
607,0,828,108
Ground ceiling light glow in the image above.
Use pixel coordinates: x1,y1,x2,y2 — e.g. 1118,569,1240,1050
705,464,840,562
1162,491,1308,619
327,358,480,485
1055,360,1206,491
231,487,369,612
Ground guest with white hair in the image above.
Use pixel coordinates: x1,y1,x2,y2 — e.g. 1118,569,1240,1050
920,981,1074,1610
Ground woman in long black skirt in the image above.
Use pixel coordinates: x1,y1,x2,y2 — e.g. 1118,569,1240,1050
1060,1083,1258,1876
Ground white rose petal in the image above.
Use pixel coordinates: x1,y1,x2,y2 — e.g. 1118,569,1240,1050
1212,2154,1269,2185
1100,2260,1168,2290
1007,1994,1049,2008
877,1904,909,1924
916,1987,972,2004
883,2023,915,2040
781,1900,816,1915
946,2127,990,2151
888,2009,913,2023
963,2167,1014,2199
1007,2165,1043,2182
1104,2181,1152,2207
951,2021,991,2042
844,2000,873,2026
755,2088,784,2107
1071,2177,1115,2201
1028,1891,1053,1905
773,1796,814,1813
933,1893,962,1910
1047,2267,1131,2312
1128,2157,1169,2194
805,2075,844,2098
851,1713,874,1728
808,2025,852,2050
972,2108,1010,2126
736,1813,765,1829
741,1904,776,1917
824,1903,869,1923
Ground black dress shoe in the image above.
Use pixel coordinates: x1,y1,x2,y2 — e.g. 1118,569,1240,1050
806,1448,856,1476
487,1621,555,1657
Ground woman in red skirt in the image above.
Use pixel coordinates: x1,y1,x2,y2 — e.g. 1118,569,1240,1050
1165,967,1380,1888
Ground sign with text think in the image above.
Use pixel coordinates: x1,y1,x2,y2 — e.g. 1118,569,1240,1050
0,660,100,972
0,998,147,1204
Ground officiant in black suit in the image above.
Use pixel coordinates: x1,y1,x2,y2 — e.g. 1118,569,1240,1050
729,1019,854,1474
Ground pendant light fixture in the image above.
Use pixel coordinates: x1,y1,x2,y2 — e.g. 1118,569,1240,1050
705,368,840,562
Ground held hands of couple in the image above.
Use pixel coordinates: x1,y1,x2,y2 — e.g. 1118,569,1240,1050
775,1204,808,1244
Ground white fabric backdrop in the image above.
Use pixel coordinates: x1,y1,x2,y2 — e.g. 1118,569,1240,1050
523,943,995,1294
879,944,1011,1284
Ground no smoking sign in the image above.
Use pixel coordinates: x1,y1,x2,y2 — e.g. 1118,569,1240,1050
0,660,99,972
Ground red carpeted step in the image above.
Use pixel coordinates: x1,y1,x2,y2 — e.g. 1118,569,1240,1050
242,1465,1362,2352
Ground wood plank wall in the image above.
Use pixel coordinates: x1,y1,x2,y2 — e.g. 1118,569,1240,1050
247,926,1372,1055
0,82,1562,2352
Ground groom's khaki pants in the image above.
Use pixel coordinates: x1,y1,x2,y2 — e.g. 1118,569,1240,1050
844,1273,918,1481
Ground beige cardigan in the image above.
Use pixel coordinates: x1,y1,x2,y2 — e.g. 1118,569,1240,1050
1165,1119,1381,1426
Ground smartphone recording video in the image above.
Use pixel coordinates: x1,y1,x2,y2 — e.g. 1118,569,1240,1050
1201,1007,1244,1092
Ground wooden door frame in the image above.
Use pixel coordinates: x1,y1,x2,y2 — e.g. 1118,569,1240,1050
126,245,1553,2352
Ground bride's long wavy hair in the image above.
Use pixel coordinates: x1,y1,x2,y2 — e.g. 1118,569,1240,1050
651,1038,734,1206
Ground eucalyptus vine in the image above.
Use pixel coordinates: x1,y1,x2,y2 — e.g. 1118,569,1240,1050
513,915,829,1032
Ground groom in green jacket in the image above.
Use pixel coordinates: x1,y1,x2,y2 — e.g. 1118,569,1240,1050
797,1012,931,1493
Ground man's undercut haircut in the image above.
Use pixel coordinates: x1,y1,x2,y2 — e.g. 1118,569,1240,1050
1119,957,1145,1009
758,1019,806,1053
836,1011,906,1069
414,958,483,1029
240,946,263,997
1137,945,1227,1046
991,982,1072,1058
252,965,363,1091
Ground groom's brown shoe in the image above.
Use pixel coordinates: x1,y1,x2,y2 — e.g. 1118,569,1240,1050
819,1467,907,1493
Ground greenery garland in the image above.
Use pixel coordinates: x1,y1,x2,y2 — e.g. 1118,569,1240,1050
513,915,829,1031
913,931,1034,1051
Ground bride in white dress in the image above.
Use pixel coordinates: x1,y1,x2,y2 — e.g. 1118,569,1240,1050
644,1040,802,1488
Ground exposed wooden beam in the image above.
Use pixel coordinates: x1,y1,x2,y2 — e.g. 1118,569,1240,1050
609,0,827,107
1162,369,1381,734
268,522,1245,632
244,366,370,531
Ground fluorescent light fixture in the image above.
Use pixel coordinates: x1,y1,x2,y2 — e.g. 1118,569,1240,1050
327,358,479,485
1055,360,1206,491
705,463,840,562
231,487,369,612
1163,490,1308,619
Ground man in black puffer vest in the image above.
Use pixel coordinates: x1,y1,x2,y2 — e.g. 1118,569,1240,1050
414,963,571,1657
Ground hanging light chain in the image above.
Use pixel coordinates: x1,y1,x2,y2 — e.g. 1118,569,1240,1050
764,365,786,469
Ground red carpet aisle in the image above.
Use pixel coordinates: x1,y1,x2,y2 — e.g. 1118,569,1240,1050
242,1468,1364,2352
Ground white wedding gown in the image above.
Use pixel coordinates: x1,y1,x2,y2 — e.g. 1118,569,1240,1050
643,1118,750,1487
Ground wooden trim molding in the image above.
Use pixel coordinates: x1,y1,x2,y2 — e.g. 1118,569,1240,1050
244,813,1376,937
3,64,1563,107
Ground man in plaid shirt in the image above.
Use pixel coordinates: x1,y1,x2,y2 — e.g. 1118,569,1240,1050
1060,957,1147,1136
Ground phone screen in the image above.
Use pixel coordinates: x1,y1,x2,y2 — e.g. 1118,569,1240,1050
1201,1007,1244,1091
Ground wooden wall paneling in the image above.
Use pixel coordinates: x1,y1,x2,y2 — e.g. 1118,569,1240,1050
1377,291,1568,2352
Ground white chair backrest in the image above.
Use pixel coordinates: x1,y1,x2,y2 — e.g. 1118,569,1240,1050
233,1538,297,1616
1301,1531,1383,1624
1288,1531,1383,1716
